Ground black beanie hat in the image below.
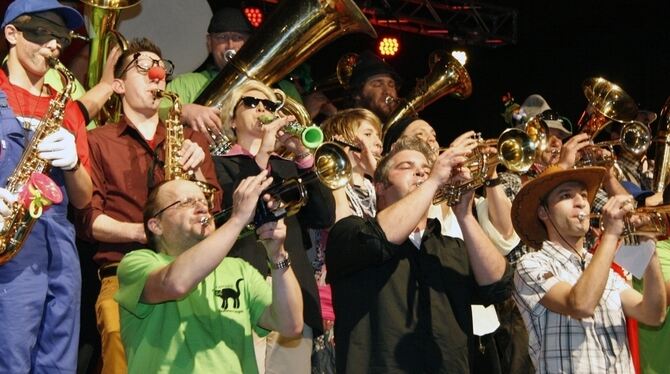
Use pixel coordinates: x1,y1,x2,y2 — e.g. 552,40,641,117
208,7,252,34
349,50,402,91
383,116,416,154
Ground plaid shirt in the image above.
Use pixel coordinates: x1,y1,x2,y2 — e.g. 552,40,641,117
513,241,634,373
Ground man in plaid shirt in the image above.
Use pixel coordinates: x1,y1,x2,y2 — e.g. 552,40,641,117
511,166,666,373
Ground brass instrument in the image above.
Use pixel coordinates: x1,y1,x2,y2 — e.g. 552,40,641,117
523,114,551,154
434,129,536,206
154,89,217,206
575,77,650,168
0,58,75,265
384,50,472,135
194,0,376,113
275,92,324,149
81,0,139,124
652,97,670,192
209,132,233,157
580,204,670,239
204,142,351,236
312,52,360,94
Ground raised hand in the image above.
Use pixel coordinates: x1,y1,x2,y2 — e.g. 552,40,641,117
180,104,222,144
230,170,274,226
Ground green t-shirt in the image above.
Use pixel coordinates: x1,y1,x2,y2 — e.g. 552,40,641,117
115,249,272,374
634,240,670,374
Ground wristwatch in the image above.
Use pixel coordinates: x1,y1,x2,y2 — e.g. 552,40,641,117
268,252,291,270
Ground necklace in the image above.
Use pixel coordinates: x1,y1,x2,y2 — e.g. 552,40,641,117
345,179,376,218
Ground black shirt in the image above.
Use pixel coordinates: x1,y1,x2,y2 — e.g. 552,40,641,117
326,216,512,373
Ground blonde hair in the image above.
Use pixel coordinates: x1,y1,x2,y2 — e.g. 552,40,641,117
320,108,382,145
219,80,280,143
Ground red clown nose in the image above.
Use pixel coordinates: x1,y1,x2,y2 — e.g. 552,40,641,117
148,66,166,81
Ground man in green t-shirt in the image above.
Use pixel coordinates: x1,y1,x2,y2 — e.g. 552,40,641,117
115,174,303,373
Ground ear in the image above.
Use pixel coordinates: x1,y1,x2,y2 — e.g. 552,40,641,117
4,25,18,46
147,217,163,237
112,78,125,95
537,204,548,221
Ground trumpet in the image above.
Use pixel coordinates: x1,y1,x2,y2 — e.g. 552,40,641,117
578,204,670,239
201,142,351,235
434,128,536,205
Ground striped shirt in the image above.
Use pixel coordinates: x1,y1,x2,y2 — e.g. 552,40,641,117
513,241,634,373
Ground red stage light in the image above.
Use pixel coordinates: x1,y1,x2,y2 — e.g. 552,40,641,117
378,37,400,57
244,7,263,28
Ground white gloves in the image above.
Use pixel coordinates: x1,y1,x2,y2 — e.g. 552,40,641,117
37,127,79,171
0,188,17,219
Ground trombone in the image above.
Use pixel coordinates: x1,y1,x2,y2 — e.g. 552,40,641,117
203,142,351,236
434,128,536,205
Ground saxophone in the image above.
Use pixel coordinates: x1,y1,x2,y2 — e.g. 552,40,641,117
0,58,75,265
154,89,217,206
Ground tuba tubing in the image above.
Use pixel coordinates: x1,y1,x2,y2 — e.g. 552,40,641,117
652,96,670,193
194,0,377,110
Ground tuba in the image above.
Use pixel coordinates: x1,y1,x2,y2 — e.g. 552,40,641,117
652,96,670,192
194,0,376,111
154,89,217,206
81,0,139,124
0,58,75,265
384,50,472,135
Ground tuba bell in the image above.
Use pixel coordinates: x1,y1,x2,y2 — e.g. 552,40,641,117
384,50,472,136
81,0,139,125
194,0,377,113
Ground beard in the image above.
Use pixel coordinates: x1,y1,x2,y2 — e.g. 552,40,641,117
359,95,395,122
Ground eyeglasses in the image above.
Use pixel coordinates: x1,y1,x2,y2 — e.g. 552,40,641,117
209,32,248,43
121,52,175,77
236,96,280,112
152,197,211,218
15,24,72,48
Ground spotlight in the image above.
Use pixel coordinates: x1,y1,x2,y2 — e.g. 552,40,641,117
243,6,263,28
378,36,400,57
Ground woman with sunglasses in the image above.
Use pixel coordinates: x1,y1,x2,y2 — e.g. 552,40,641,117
213,79,335,373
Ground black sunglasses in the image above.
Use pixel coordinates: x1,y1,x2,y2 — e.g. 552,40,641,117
15,24,72,48
237,96,280,112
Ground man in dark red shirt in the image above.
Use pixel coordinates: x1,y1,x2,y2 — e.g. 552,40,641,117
75,37,221,374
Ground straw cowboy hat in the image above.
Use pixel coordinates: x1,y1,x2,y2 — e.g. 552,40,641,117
511,166,607,249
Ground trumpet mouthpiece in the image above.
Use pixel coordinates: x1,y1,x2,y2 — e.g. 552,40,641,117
199,216,211,226
578,212,587,222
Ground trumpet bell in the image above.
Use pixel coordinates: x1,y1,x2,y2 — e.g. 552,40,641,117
620,121,652,156
314,142,352,190
498,128,536,173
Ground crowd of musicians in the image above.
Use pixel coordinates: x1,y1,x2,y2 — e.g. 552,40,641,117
2,1,670,373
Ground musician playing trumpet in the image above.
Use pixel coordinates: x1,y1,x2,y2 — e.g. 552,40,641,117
214,79,334,373
511,165,666,373
115,176,303,374
349,50,401,123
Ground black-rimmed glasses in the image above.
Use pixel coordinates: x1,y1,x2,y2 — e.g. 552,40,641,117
121,52,175,77
151,197,211,218
236,96,280,112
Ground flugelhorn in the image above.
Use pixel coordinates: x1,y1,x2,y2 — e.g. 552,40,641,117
384,50,472,135
203,142,351,236
434,129,536,206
